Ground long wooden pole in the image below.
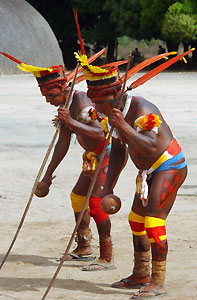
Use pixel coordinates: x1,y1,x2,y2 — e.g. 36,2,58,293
41,55,132,300
0,63,80,270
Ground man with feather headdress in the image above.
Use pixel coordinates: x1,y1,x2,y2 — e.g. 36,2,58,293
74,50,189,298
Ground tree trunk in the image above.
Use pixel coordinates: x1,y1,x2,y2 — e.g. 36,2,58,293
106,38,116,63
61,39,78,70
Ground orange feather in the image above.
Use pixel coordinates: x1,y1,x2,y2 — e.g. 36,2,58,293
73,9,86,55
102,60,128,68
75,74,86,84
121,52,174,82
130,48,195,90
0,51,22,64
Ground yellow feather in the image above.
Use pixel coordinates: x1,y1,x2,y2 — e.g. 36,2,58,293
182,57,187,64
74,51,109,74
17,63,53,77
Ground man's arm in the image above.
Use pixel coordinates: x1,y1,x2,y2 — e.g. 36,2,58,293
110,108,158,155
40,126,71,186
58,106,104,141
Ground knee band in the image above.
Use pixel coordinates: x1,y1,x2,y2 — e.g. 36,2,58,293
145,216,166,244
89,196,109,224
128,210,146,236
70,191,89,213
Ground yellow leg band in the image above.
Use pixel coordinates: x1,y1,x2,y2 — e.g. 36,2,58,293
70,191,89,212
145,216,165,228
128,210,145,223
145,216,166,243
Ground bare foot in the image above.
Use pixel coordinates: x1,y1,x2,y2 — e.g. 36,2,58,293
82,258,116,271
131,282,167,299
72,245,93,256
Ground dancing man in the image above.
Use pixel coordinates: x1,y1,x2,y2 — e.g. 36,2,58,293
75,52,187,297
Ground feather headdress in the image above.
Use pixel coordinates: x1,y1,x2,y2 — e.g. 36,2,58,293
73,8,122,99
0,51,67,87
75,48,195,101
72,10,195,98
0,49,107,88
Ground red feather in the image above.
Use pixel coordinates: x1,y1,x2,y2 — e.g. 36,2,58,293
75,74,85,84
0,51,22,64
73,9,86,55
121,52,173,82
102,60,128,68
130,48,195,90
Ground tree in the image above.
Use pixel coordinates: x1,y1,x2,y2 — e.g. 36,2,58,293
71,0,119,62
71,0,143,61
162,2,197,45
26,0,197,68
139,0,177,40
26,0,80,69
161,1,197,64
104,0,141,39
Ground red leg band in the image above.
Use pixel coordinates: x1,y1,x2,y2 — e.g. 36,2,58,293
89,196,109,224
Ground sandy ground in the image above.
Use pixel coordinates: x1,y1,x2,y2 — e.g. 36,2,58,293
0,72,197,300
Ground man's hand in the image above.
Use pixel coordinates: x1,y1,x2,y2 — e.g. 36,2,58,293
35,181,50,198
82,151,96,178
58,106,72,127
35,174,56,198
109,108,126,129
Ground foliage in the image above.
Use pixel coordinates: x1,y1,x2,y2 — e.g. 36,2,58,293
161,1,197,44
26,0,80,68
103,0,141,39
25,0,197,68
139,0,177,39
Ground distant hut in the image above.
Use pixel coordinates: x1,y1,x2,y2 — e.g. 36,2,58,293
0,0,64,74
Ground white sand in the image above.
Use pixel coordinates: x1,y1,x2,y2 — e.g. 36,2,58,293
0,72,197,300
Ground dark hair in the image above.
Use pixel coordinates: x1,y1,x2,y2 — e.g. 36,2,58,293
87,83,122,99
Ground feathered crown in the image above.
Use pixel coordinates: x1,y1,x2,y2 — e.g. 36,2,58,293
74,51,121,86
0,51,67,88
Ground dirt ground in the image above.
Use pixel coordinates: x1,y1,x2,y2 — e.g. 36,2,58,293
0,71,197,300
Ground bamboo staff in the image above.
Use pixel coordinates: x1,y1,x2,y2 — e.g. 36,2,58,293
0,63,80,270
41,54,132,300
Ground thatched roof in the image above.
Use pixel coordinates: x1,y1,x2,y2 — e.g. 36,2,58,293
0,0,64,74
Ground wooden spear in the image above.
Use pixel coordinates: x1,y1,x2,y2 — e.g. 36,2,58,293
40,54,132,300
0,63,80,270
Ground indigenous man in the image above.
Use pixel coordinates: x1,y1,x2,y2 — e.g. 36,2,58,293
75,53,187,297
34,64,118,271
